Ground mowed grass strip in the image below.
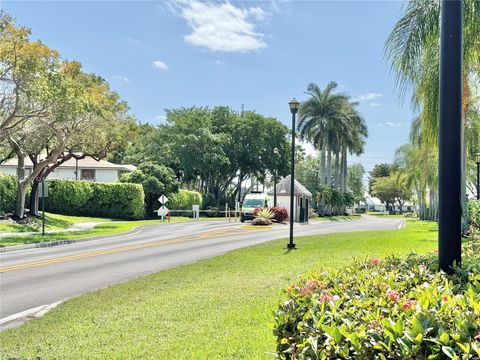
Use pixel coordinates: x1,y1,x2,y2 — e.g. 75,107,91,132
0,220,438,359
0,212,117,233
0,216,227,247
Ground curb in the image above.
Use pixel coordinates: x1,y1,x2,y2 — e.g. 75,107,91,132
0,301,63,331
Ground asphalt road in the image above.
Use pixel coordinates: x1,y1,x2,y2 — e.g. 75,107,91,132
0,215,403,328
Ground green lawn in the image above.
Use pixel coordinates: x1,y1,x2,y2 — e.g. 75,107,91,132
0,212,117,233
0,215,227,247
0,220,438,359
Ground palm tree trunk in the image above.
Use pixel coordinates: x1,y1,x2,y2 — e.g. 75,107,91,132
334,151,340,190
326,149,332,186
320,147,326,185
341,148,347,193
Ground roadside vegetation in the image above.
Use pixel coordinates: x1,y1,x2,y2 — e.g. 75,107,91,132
275,240,480,359
0,215,227,247
0,212,116,233
0,220,437,358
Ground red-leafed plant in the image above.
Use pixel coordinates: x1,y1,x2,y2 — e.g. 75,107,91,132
270,207,288,223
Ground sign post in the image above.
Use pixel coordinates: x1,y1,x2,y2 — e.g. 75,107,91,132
192,205,199,220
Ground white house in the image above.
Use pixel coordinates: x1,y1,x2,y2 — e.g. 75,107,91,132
0,157,136,183
267,175,312,223
364,196,387,212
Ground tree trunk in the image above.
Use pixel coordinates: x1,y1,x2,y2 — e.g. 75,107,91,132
343,149,348,193
334,151,340,190
15,181,28,219
237,170,242,203
320,147,326,185
14,151,26,218
29,181,40,216
326,150,332,186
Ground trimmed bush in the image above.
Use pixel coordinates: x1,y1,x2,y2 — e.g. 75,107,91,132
271,207,289,222
168,189,203,210
0,174,17,215
46,179,144,220
274,241,480,359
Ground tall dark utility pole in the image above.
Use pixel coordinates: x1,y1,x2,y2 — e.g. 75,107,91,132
288,98,300,249
438,0,463,273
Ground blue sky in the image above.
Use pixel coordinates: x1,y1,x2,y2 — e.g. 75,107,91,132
2,0,415,173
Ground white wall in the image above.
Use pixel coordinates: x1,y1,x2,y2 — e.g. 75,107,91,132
0,167,120,182
277,195,299,222
53,168,76,180
95,170,119,182
0,167,17,176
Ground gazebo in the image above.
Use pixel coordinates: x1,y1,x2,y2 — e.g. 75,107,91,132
268,175,312,223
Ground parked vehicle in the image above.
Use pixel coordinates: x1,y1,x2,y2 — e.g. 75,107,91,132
240,192,272,222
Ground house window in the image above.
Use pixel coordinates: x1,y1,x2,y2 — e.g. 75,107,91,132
81,169,96,181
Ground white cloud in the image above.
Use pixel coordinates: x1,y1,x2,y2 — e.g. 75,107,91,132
113,75,130,83
214,59,225,65
172,0,268,53
370,102,381,107
377,121,403,127
356,92,383,102
153,60,168,70
155,114,167,122
299,140,317,157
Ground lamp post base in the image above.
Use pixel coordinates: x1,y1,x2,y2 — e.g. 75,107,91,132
286,243,296,249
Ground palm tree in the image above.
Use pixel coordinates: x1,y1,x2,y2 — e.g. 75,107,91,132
298,82,368,215
385,0,480,223
297,82,349,188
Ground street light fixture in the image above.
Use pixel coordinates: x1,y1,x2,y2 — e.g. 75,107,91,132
476,153,480,200
273,147,279,207
288,98,300,250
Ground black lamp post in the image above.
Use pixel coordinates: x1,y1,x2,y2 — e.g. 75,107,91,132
438,0,463,273
273,147,279,207
288,98,300,249
476,153,480,200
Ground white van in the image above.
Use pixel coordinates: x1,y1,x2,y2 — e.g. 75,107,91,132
240,192,273,222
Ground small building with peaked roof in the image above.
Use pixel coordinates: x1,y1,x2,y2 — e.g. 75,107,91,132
267,175,312,223
0,156,136,183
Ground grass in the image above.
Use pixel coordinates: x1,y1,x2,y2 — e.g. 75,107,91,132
0,220,438,359
0,215,227,247
314,214,362,221
0,212,116,233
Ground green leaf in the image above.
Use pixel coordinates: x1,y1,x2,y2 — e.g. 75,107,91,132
439,332,450,345
441,346,456,359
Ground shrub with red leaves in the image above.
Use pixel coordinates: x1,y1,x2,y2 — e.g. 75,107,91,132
271,207,288,223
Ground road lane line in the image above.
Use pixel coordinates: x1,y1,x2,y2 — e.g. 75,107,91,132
0,226,272,273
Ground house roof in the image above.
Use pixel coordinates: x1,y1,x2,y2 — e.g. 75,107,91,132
364,196,384,206
0,156,136,172
267,175,312,197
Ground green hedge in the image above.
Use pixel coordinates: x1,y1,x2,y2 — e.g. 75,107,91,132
46,179,144,220
0,174,17,215
168,189,203,210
